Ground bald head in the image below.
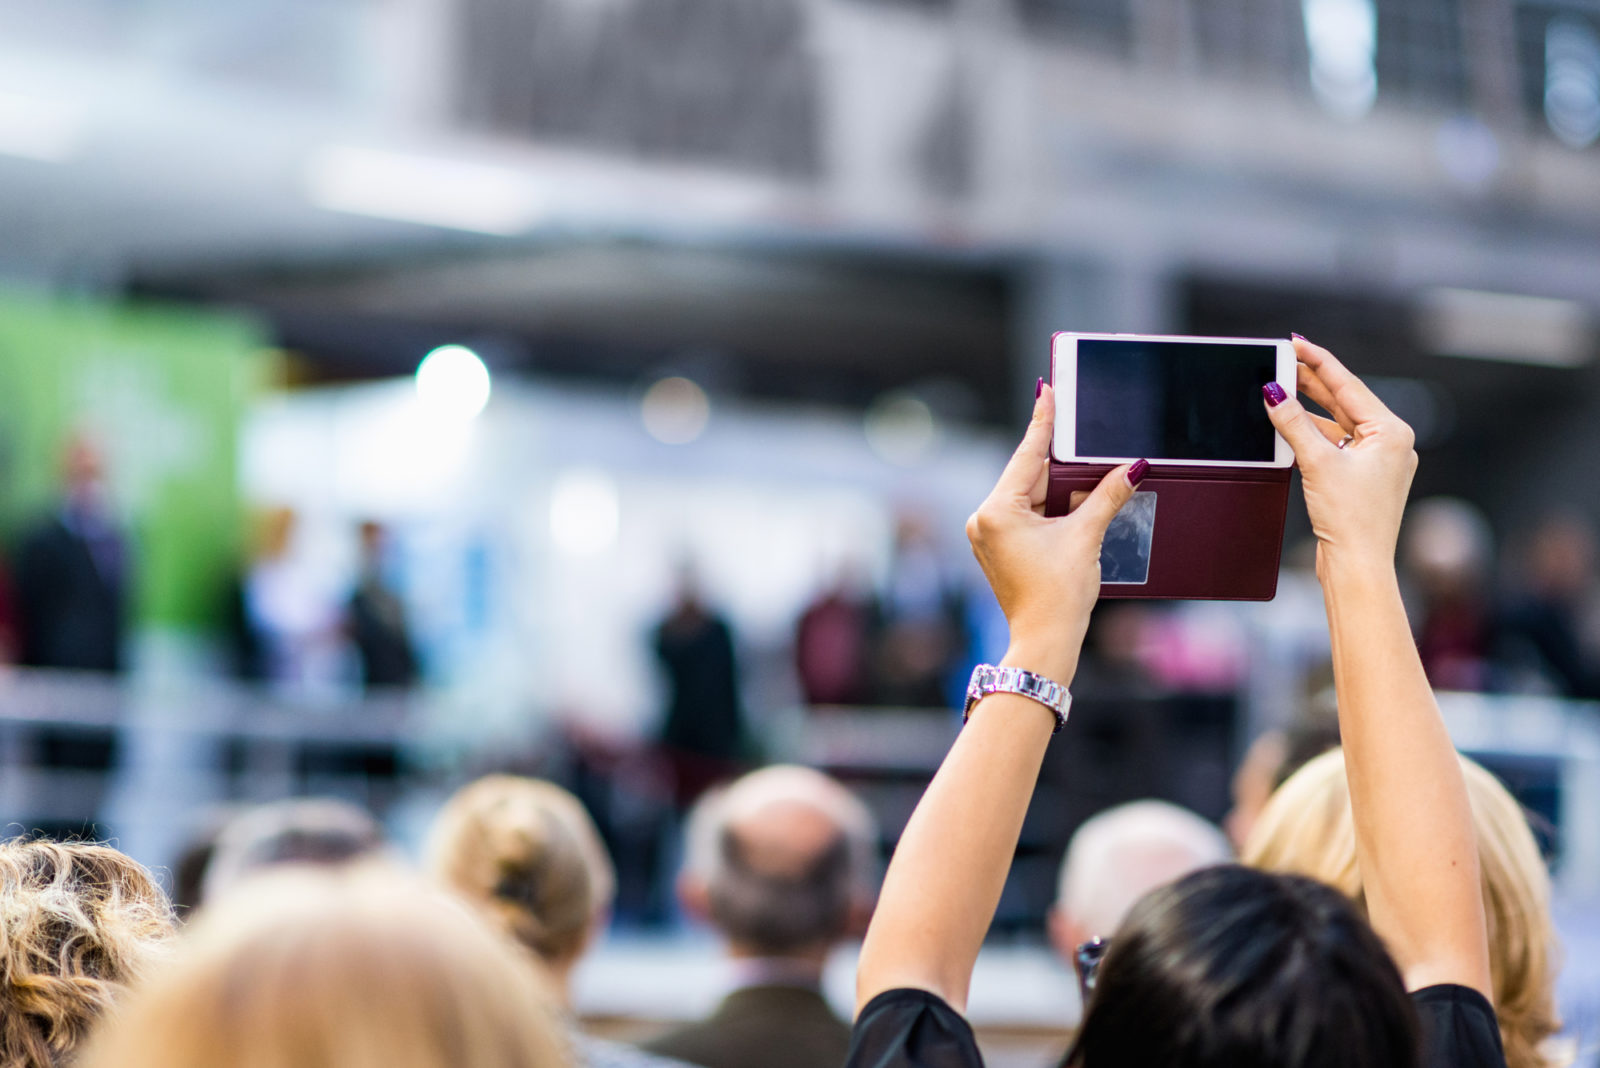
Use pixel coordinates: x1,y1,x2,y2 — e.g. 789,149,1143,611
682,766,877,958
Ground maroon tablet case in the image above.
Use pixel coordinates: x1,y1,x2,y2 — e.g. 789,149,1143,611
1044,463,1291,601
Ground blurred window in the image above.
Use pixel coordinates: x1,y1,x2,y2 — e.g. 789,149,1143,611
455,0,821,180
1014,0,1136,57
1372,0,1472,109
1194,0,1310,89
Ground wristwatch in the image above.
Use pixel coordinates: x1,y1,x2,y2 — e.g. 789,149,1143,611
963,664,1072,733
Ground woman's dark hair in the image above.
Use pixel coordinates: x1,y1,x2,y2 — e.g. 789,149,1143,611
1066,865,1419,1068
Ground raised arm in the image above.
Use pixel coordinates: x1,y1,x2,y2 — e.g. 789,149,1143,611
854,385,1138,1014
1264,337,1493,999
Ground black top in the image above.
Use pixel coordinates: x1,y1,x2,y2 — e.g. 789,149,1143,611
846,984,1506,1068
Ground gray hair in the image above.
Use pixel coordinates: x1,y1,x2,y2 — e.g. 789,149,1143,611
1057,800,1231,939
683,765,878,954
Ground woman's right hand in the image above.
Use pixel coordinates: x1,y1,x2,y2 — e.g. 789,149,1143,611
1263,337,1419,580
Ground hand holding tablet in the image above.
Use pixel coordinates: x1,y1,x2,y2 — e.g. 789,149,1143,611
1045,332,1298,601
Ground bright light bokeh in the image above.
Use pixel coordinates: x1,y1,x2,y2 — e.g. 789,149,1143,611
864,392,938,466
641,376,711,444
1303,0,1378,120
1546,17,1600,149
415,345,492,421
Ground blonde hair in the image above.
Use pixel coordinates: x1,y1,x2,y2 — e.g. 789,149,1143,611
78,866,570,1068
1243,748,1563,1068
426,776,615,964
0,840,175,1068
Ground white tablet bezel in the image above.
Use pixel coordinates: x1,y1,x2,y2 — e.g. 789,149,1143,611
1051,332,1296,469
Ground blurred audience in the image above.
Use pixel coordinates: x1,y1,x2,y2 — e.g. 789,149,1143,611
201,797,387,903
874,516,966,708
794,570,877,707
1047,800,1231,956
1244,748,1564,1068
0,553,20,664
78,867,570,1068
654,567,745,807
347,521,420,691
644,765,878,1068
1496,514,1600,699
242,507,343,692
1403,497,1497,692
0,840,174,1068
14,436,129,673
426,774,689,1068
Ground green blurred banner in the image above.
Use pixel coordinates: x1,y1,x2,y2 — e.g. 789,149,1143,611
0,292,267,630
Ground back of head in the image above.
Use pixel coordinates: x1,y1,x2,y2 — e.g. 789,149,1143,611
683,765,878,957
202,798,386,903
0,840,175,1068
1243,748,1562,1068
78,867,570,1068
1056,800,1231,941
426,775,615,964
1070,865,1418,1068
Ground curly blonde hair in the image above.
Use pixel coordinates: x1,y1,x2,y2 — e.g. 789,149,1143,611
0,840,175,1068
426,776,615,965
1243,749,1565,1068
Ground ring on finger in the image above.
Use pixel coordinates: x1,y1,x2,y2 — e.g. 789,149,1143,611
1337,434,1355,450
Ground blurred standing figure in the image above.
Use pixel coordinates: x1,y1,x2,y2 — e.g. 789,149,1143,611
644,766,878,1068
15,435,128,672
1402,498,1496,691
654,567,744,807
875,515,964,708
1496,514,1600,698
347,521,420,690
794,569,876,707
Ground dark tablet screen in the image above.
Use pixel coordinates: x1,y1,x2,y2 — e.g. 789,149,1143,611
1075,339,1278,462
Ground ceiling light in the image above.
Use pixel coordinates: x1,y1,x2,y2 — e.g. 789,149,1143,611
415,345,492,420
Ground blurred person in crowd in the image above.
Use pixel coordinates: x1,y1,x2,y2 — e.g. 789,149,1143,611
794,567,877,707
1245,749,1564,1068
1495,514,1600,699
244,507,344,691
0,553,20,664
1047,800,1230,958
427,774,692,1068
201,797,386,903
874,514,966,708
1223,691,1342,851
644,765,878,1068
0,839,175,1068
654,565,745,806
1403,497,1497,691
168,807,239,915
347,520,420,690
849,344,1504,1067
14,435,129,673
78,866,570,1068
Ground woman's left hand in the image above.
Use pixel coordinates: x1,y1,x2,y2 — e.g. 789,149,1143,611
965,383,1144,684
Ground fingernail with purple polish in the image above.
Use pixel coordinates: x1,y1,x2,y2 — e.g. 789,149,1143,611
1290,332,1306,342
1128,459,1150,487
1036,377,1044,398
1263,382,1288,407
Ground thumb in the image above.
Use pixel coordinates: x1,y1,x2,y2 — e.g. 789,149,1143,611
1069,462,1140,539
1262,384,1331,462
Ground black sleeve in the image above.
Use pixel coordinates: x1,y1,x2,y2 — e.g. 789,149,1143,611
845,989,985,1068
1412,984,1506,1068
